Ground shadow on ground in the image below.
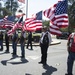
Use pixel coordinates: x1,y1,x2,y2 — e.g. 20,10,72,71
1,56,28,66
42,64,57,75
25,73,32,75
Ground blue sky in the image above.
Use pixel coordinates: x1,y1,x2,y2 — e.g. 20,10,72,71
18,0,58,18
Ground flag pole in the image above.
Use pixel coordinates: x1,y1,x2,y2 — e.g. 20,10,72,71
26,0,28,18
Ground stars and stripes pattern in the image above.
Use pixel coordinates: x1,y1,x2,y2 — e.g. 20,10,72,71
43,0,68,35
0,19,4,28
0,16,15,29
2,20,14,28
7,16,23,35
23,11,42,31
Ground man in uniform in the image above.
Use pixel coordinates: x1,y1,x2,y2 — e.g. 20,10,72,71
12,31,18,56
38,27,52,66
19,31,26,58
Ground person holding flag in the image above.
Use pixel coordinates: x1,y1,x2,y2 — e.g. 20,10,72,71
12,31,18,56
19,30,26,59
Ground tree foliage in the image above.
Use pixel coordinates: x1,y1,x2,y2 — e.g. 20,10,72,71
0,7,11,18
68,0,75,32
43,20,50,27
5,0,18,15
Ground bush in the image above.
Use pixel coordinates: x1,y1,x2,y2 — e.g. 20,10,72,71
32,33,41,42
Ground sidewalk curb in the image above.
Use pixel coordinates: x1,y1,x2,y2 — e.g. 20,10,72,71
3,39,61,46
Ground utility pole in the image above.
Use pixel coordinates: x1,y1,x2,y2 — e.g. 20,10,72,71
26,0,28,18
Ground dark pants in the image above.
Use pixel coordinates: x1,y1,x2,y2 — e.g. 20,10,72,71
0,40,3,50
21,42,25,57
40,44,48,63
12,42,17,55
67,51,75,75
27,40,32,49
5,40,9,51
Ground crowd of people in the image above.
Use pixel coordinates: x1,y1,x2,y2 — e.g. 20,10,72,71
0,27,52,63
0,27,75,75
0,30,27,59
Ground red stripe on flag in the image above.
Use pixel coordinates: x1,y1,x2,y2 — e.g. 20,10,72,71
43,0,68,35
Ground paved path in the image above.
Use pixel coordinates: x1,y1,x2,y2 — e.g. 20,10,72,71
0,39,68,75
3,39,61,46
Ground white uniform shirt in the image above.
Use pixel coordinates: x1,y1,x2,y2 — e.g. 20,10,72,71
23,32,26,38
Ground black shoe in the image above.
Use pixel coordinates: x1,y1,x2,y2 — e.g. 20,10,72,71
12,54,18,58
0,48,3,51
65,73,73,75
12,53,17,56
43,63,47,66
21,56,25,59
38,61,43,64
11,52,16,55
5,50,9,53
29,49,33,50
65,74,68,75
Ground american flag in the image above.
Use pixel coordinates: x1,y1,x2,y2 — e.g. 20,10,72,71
0,16,15,29
7,16,23,35
0,19,4,28
18,0,25,4
7,16,15,22
43,0,68,35
23,11,42,31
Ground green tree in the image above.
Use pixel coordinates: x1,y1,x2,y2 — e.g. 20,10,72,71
43,20,50,27
0,7,11,18
68,0,75,32
5,0,18,15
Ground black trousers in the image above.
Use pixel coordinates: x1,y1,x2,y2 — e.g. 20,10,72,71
27,40,32,49
40,44,48,63
5,41,9,51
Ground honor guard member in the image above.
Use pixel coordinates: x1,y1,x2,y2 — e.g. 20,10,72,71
12,31,18,56
39,27,52,66
19,31,26,58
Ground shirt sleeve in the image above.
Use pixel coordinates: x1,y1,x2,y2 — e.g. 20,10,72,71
23,32,26,38
48,32,52,44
